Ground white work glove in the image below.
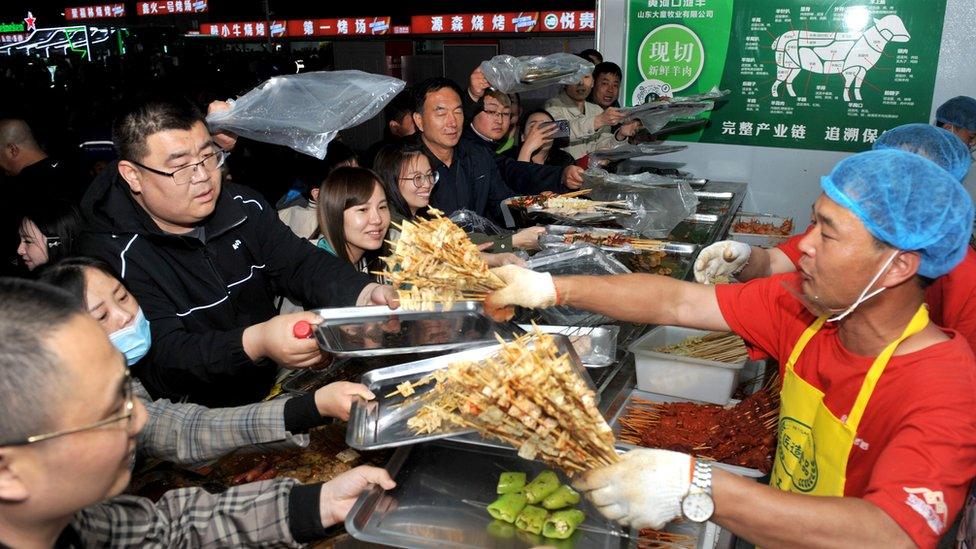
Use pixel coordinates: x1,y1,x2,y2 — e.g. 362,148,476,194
484,265,557,321
693,240,752,284
575,449,692,530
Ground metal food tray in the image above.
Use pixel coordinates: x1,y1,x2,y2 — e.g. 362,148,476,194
346,440,708,549
526,246,631,327
517,324,619,367
346,334,593,451
603,387,764,478
728,213,794,248
312,302,509,357
539,234,694,256
613,242,699,281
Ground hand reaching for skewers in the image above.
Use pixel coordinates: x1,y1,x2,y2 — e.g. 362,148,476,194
575,449,693,530
484,265,558,321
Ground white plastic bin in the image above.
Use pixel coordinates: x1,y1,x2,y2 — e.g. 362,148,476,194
628,325,746,405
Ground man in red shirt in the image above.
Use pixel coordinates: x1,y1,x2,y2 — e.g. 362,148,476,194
695,123,976,351
485,150,976,548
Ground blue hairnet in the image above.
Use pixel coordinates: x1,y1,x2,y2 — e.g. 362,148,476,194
873,123,972,181
936,96,976,132
820,149,974,278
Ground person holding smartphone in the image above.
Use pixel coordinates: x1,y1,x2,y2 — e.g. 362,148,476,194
505,109,575,168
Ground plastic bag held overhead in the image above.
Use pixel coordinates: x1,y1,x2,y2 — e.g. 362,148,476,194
480,53,594,93
206,71,405,159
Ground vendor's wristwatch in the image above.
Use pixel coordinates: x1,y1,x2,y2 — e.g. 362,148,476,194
681,459,714,522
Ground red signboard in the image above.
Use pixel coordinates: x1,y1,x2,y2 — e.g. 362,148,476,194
410,11,595,34
137,0,208,16
286,16,391,38
65,3,125,20
195,10,595,40
199,20,287,39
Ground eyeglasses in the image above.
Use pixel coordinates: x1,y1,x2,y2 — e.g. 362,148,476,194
400,171,440,189
129,150,226,186
0,367,134,447
482,109,512,120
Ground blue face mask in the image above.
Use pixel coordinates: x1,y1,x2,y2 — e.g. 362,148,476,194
109,308,152,366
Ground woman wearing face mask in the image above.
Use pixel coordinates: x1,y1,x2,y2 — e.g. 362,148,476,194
39,256,376,467
15,200,82,272
314,166,391,276
374,142,527,266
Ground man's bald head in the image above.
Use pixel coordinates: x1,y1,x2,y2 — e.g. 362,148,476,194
0,119,46,175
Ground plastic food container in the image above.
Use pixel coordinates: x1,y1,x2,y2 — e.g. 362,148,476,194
627,325,747,405
728,213,793,247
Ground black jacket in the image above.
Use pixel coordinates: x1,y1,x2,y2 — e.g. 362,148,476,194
460,126,567,195
79,164,371,407
426,138,515,222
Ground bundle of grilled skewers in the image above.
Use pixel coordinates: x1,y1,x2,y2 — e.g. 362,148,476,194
379,208,504,310
392,327,620,476
561,231,670,252
511,189,633,216
618,377,780,473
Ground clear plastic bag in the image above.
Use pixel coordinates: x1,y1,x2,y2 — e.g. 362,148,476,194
584,170,699,238
480,53,594,93
620,89,730,134
581,167,683,188
206,71,405,159
589,143,687,162
448,209,509,236
525,243,630,326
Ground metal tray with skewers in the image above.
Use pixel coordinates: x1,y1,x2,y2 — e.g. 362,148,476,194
503,189,635,226
604,388,769,478
345,333,594,451
539,226,696,256
311,302,517,358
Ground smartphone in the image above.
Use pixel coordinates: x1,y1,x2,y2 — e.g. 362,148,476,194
539,119,571,139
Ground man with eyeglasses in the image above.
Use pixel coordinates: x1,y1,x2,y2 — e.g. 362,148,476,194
0,278,395,548
78,96,397,408
462,88,586,195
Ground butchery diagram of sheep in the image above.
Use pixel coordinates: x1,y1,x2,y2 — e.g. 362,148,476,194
623,0,947,152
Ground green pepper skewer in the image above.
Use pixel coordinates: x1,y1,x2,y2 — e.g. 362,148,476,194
542,485,581,510
514,505,548,535
543,509,585,539
497,472,527,494
486,492,528,523
524,470,560,503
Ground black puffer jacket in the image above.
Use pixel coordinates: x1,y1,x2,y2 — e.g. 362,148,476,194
79,164,371,407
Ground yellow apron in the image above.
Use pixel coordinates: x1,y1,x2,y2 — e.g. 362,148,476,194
769,305,929,496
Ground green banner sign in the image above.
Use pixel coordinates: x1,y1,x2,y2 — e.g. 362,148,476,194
0,22,26,33
624,0,948,152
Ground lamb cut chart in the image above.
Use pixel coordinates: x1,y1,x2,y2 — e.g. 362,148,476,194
771,14,910,102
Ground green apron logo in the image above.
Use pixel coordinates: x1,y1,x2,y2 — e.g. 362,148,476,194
777,417,818,492
637,24,704,92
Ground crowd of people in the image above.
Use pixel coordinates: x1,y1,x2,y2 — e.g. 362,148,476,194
1,38,976,548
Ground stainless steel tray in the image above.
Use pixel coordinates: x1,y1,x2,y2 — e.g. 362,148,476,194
347,334,594,451
685,213,719,223
312,302,509,357
603,387,764,478
539,234,694,256
517,324,619,367
693,191,734,200
614,242,699,281
346,440,708,548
